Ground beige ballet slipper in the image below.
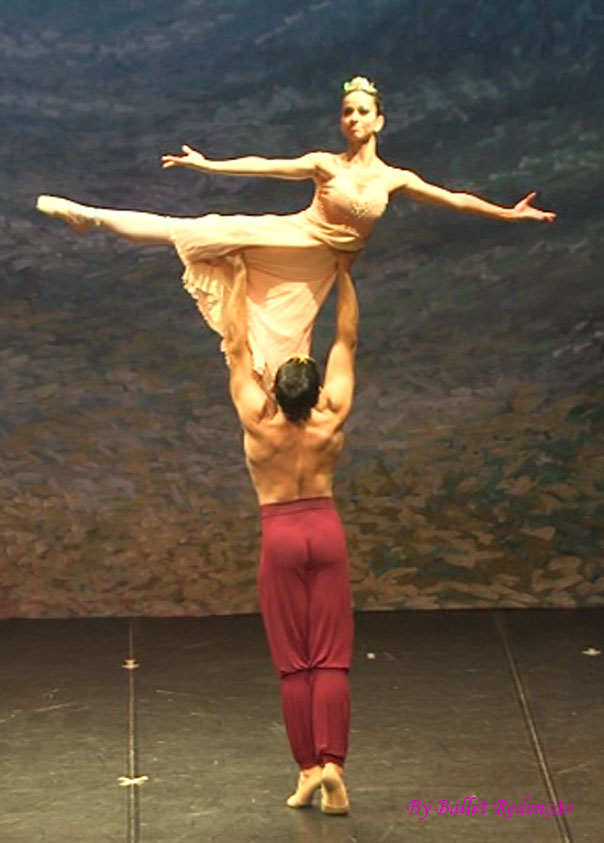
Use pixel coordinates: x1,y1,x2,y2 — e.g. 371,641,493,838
286,765,322,808
321,762,349,815
36,195,97,233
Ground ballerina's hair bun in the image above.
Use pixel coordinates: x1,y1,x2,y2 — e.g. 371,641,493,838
341,76,383,114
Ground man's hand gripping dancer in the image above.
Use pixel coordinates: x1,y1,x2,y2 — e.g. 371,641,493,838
223,250,359,815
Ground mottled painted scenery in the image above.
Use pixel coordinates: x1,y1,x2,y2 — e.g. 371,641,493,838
1,0,603,616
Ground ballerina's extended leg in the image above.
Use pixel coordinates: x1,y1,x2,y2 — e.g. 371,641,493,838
36,195,174,244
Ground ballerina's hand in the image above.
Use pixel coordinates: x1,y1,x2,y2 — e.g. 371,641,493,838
161,144,209,170
510,192,556,222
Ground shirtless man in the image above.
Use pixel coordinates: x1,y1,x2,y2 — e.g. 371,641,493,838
222,251,358,815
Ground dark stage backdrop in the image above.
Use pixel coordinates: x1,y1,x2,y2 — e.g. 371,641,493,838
1,0,603,617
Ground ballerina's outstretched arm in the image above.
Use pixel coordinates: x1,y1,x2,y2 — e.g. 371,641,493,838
389,169,556,223
38,147,334,239
161,145,335,182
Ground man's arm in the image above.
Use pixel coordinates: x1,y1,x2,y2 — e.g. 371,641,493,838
222,254,268,427
322,253,359,424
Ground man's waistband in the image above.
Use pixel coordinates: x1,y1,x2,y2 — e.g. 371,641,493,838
260,496,335,518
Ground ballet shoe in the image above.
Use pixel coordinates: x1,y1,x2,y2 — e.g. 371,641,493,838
36,195,96,233
320,763,349,815
286,766,322,808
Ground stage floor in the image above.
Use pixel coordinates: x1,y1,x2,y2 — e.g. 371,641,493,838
0,609,602,842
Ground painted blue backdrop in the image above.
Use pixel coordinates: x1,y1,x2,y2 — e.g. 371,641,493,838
1,0,603,616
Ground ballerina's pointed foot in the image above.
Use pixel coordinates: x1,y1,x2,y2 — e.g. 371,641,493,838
36,195,96,233
286,765,322,809
321,763,350,815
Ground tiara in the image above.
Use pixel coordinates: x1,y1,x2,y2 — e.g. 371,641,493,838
342,76,378,96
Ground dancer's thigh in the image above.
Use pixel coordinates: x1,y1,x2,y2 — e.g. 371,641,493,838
306,511,353,669
258,517,310,674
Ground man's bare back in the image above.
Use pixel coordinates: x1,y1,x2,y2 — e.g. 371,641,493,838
243,396,345,505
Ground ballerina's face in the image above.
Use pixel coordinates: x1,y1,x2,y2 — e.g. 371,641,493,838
340,91,384,143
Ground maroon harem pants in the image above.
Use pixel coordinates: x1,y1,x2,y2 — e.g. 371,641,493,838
258,496,354,769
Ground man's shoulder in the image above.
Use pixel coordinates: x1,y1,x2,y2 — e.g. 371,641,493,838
313,392,349,427
237,392,274,430
306,407,346,443
246,409,339,441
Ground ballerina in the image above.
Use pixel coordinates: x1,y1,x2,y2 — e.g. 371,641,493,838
37,75,555,383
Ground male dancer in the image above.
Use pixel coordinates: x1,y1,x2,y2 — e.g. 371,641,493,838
222,251,358,814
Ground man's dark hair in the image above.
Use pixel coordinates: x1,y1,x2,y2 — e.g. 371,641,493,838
274,356,321,424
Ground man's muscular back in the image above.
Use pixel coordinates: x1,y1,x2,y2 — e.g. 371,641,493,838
243,395,345,505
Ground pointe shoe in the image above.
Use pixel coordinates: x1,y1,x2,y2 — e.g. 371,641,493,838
286,766,322,808
321,763,349,815
36,195,96,233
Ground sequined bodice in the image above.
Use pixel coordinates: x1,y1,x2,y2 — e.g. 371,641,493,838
305,157,390,238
